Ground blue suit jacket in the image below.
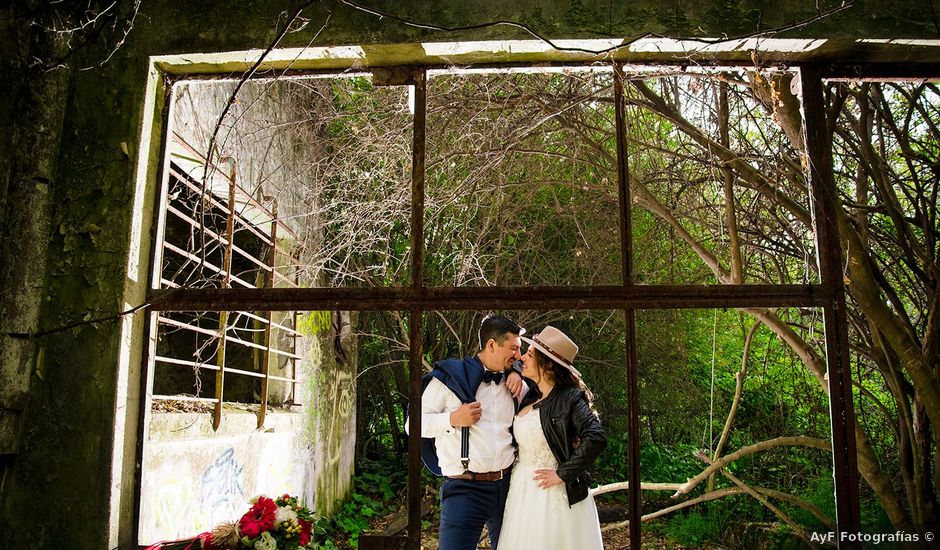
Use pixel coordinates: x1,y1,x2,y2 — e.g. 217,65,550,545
420,356,485,475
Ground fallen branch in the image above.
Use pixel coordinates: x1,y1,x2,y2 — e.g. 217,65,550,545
601,487,739,532
673,436,831,497
600,485,834,534
750,487,836,531
703,452,820,550
591,482,682,496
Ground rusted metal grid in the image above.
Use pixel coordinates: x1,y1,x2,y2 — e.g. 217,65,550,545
149,149,302,430
145,62,871,550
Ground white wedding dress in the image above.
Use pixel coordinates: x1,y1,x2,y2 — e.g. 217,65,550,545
498,409,605,549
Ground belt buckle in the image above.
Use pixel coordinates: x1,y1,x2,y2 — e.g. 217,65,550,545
496,469,503,481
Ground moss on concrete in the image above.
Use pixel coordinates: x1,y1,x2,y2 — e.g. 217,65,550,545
306,311,357,517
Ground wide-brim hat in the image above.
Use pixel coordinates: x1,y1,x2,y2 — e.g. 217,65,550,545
521,325,582,378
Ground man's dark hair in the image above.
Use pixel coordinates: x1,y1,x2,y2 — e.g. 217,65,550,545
478,315,522,350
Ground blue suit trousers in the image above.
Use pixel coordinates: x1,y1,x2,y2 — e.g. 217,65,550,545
438,475,512,550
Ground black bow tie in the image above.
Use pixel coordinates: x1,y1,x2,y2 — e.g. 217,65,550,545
482,370,504,385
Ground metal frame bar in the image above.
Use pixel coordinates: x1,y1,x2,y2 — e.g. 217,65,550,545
211,162,238,430
162,242,257,288
171,132,300,240
237,310,300,337
150,284,825,312
153,362,300,383
156,316,300,359
614,62,644,550
798,65,862,548
258,203,279,429
169,166,275,246
358,67,427,550
407,69,427,550
166,203,272,274
151,394,219,404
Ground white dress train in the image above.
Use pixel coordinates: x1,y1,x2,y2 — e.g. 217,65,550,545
497,409,604,549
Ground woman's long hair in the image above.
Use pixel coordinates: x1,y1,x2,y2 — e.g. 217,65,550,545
532,348,595,406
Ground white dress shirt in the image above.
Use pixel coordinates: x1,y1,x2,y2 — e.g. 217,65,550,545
418,362,522,476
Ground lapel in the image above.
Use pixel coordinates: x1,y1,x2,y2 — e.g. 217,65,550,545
429,355,484,403
463,356,484,397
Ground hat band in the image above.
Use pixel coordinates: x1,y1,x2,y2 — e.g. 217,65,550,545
533,336,572,366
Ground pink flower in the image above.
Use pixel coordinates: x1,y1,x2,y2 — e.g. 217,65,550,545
239,496,277,539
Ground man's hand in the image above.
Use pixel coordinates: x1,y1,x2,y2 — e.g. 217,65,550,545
506,370,523,399
533,468,563,489
450,401,483,427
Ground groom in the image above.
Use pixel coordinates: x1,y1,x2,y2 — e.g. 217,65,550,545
417,315,526,550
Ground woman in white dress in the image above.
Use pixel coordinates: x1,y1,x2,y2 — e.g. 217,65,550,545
498,326,606,550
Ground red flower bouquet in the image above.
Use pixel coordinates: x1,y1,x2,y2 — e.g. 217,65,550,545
145,494,315,550
239,496,277,539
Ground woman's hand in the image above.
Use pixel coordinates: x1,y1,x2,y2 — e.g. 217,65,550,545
533,468,563,489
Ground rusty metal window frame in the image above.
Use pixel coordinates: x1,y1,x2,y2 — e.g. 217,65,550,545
147,131,302,430
137,60,934,550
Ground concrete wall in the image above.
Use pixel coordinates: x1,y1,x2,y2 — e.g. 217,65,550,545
309,311,358,517
1,1,939,549
139,411,311,544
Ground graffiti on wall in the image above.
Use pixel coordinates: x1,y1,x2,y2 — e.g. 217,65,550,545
151,462,200,539
313,354,355,514
324,310,355,472
199,447,245,527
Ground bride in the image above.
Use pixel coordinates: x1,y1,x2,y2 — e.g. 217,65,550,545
498,326,606,550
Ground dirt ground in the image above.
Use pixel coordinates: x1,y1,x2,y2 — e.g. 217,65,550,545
408,526,718,549
364,501,723,550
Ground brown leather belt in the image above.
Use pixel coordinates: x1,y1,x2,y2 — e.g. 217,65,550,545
447,466,512,482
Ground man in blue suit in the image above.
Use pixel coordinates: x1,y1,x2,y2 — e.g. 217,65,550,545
417,315,526,550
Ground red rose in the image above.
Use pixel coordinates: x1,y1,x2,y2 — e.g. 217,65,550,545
298,519,312,546
239,496,277,539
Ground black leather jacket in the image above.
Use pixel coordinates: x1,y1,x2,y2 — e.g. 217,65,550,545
519,383,606,506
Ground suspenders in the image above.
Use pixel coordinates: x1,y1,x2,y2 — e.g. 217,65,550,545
460,394,519,473
461,427,471,472
425,358,522,474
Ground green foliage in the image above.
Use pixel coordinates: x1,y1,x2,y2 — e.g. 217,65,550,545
312,458,408,549
592,431,629,487
641,443,704,486
658,506,728,546
788,476,835,531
